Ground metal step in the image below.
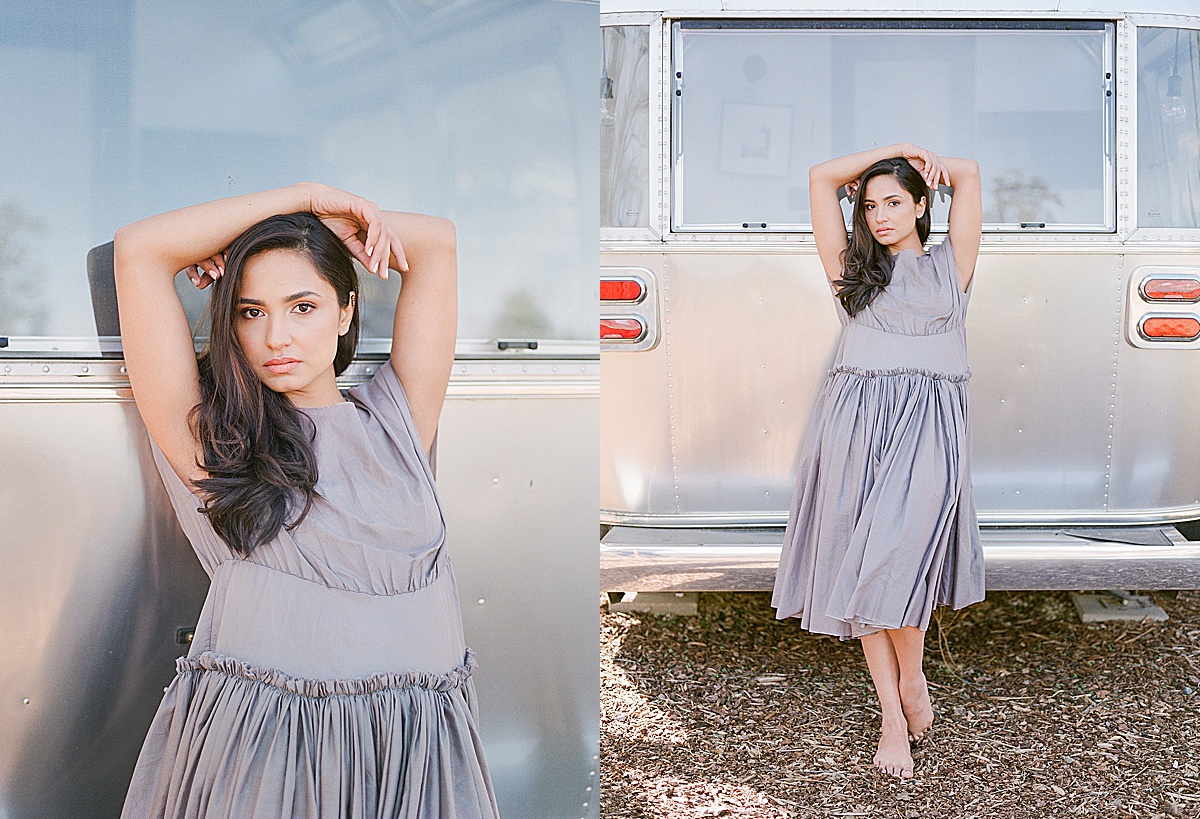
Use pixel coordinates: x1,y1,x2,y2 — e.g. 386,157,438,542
600,525,1200,592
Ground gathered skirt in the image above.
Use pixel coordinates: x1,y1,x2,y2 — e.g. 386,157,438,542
771,365,986,639
120,650,498,819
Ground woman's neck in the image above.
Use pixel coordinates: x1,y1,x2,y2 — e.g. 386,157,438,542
889,233,926,256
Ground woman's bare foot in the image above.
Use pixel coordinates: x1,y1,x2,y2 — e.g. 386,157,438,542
899,674,934,741
873,721,914,778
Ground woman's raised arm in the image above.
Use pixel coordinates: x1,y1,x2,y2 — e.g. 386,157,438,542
115,185,312,483
941,157,982,291
381,212,456,458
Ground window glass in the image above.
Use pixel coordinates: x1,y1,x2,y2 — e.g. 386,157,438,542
1137,26,1200,229
674,22,1111,232
0,0,595,353
601,25,651,229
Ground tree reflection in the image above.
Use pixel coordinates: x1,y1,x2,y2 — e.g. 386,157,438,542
986,169,1064,224
493,288,553,340
0,203,47,335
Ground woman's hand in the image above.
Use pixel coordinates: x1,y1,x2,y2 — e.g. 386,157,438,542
899,143,951,191
305,184,408,278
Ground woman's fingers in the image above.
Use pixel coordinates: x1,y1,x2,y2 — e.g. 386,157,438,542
318,214,378,274
361,207,388,279
185,252,227,289
310,186,392,279
923,156,943,189
388,227,408,273
186,264,213,290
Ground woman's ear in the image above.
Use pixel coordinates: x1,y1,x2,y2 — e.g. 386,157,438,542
916,196,927,219
338,292,356,336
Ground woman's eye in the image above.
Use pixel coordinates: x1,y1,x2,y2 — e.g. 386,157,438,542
294,302,315,314
240,307,263,319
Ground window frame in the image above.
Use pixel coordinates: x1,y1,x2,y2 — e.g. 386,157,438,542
1126,15,1200,242
601,14,665,244
668,18,1118,236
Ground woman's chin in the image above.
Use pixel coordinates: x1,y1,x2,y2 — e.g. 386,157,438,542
258,369,311,393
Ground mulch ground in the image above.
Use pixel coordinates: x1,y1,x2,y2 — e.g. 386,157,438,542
600,590,1200,819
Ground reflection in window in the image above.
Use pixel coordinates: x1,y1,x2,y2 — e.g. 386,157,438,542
1138,27,1200,229
673,22,1111,232
601,26,651,229
0,204,47,336
0,0,594,350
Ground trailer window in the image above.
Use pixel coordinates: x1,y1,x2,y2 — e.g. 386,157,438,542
672,21,1113,233
0,1,594,355
1137,27,1200,230
602,26,651,229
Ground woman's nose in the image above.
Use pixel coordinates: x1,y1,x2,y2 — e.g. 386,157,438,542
265,315,291,349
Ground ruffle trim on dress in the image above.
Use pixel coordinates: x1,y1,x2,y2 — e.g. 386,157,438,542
829,365,971,383
175,649,477,697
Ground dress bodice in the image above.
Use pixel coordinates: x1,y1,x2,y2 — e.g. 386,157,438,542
836,237,969,336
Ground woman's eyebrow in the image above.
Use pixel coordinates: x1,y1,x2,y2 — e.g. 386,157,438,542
236,290,321,305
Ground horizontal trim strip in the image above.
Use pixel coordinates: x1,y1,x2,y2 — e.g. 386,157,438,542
679,18,1108,30
602,504,1200,527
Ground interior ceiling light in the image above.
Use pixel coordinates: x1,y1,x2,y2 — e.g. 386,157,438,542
1163,28,1188,124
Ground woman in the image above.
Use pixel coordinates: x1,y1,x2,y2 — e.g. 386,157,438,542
113,183,499,817
771,144,985,779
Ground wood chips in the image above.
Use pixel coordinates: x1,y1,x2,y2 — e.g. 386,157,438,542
601,591,1200,818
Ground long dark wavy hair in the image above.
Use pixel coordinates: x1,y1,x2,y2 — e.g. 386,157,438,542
835,158,931,317
191,213,359,555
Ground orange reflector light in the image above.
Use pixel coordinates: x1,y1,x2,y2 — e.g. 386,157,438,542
1140,316,1200,340
1142,278,1200,302
601,318,645,341
600,278,645,302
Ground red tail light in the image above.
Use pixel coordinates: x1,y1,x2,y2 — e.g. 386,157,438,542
600,278,645,303
601,318,645,341
1139,315,1200,341
1141,277,1200,302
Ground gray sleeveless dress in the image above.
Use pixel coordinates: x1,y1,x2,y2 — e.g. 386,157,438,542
121,362,499,818
771,238,986,639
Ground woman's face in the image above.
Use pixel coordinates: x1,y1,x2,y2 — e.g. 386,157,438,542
861,175,925,252
234,249,353,404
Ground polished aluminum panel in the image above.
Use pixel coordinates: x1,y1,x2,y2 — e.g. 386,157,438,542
437,369,600,819
601,246,1200,525
0,396,210,818
1111,256,1200,513
600,525,1200,591
0,359,599,819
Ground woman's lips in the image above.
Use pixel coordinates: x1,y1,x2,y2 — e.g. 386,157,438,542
264,358,299,374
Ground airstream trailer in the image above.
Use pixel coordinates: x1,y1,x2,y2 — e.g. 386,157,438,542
0,3,599,818
600,0,1200,593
